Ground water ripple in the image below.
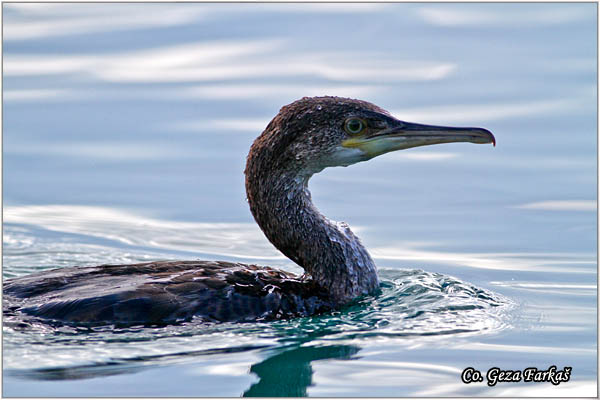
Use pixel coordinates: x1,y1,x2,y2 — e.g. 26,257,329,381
3,268,511,374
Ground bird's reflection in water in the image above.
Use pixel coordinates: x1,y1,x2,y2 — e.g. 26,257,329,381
243,344,360,397
6,340,360,397
6,361,148,381
4,344,268,381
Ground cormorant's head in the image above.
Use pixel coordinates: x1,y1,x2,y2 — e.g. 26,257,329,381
248,96,495,176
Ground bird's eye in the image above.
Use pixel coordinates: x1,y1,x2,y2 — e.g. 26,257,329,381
344,118,367,135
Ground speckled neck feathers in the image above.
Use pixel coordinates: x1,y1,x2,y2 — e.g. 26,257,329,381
245,97,380,304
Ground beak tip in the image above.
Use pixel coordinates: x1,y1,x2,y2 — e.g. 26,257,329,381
480,127,496,147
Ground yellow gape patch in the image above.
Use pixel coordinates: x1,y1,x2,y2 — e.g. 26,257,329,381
341,136,395,159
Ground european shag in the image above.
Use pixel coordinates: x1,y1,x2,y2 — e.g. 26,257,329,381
3,96,495,326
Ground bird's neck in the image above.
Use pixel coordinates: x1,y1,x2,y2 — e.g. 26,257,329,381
245,168,379,304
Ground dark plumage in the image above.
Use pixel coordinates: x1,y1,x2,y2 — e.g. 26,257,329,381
3,96,495,326
4,261,333,325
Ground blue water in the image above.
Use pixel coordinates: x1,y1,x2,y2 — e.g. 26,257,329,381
2,3,597,397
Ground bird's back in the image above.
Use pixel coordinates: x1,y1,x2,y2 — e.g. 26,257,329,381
3,261,335,326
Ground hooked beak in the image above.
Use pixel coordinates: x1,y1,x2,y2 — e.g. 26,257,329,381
341,120,496,160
